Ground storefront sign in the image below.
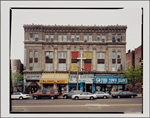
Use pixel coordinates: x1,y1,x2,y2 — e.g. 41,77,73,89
69,75,94,83
26,75,42,80
94,76,128,84
40,79,68,84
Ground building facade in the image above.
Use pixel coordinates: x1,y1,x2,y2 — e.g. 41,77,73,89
11,59,24,92
125,45,142,92
23,24,128,93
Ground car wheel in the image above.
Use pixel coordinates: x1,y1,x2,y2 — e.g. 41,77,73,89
117,96,120,99
131,95,134,98
63,95,68,99
90,96,94,100
103,96,107,99
75,96,79,100
19,96,23,100
51,96,54,100
33,96,37,100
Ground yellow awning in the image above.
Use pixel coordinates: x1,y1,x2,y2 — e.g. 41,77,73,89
39,73,69,84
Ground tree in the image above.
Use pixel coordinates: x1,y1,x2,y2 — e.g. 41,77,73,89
11,71,27,92
118,65,142,92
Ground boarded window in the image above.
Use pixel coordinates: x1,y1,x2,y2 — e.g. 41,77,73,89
84,63,91,71
59,63,66,71
34,63,38,71
29,58,33,63
45,64,53,71
34,58,38,63
72,52,79,59
112,64,116,71
97,64,104,71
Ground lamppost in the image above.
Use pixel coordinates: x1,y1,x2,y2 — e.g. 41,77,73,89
52,44,56,89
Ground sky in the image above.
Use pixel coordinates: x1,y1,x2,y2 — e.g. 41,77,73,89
11,8,142,64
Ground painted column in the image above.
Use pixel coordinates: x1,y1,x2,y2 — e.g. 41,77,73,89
92,83,96,93
66,84,68,92
80,82,83,92
54,47,58,71
67,46,71,71
92,46,96,71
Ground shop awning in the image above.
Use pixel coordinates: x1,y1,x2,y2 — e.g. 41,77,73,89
39,73,69,84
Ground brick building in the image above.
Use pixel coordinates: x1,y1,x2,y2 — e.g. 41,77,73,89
23,24,128,93
11,59,24,92
126,45,142,92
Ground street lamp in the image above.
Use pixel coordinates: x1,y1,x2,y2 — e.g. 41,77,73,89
52,44,56,89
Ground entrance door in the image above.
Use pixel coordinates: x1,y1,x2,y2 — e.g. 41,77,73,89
86,84,92,93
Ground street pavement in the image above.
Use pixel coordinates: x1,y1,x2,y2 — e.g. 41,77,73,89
11,96,143,113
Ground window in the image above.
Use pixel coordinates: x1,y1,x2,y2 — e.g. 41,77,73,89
46,52,53,59
97,53,104,59
58,35,62,42
29,51,33,58
97,64,104,71
71,35,74,42
59,63,66,71
76,35,79,42
34,63,38,71
117,64,121,71
35,34,38,41
84,35,87,42
117,52,121,59
29,33,33,41
59,52,66,59
35,51,38,58
112,34,116,42
89,35,92,42
117,34,121,42
63,35,67,42
12,66,17,73
45,63,53,71
112,52,116,59
97,35,100,42
123,61,125,70
50,35,54,42
102,35,105,42
29,63,33,70
24,48,26,66
45,34,49,42
112,64,116,71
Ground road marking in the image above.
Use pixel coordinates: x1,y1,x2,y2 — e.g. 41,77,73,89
12,104,142,108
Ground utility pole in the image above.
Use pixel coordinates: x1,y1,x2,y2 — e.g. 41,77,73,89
141,8,143,96
77,61,79,90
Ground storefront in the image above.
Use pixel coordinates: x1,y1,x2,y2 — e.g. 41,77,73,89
93,76,128,93
25,74,42,93
39,73,69,92
68,74,94,92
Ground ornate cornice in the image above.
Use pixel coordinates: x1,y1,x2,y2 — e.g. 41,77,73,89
23,24,127,33
24,41,126,45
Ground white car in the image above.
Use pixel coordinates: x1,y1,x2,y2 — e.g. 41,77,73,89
11,92,30,100
94,91,110,99
71,92,97,100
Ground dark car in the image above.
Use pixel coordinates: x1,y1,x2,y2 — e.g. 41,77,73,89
32,89,60,100
62,90,83,99
112,91,137,98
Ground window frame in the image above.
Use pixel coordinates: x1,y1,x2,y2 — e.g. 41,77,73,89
63,35,67,42
76,35,79,42
29,33,33,41
97,64,105,71
35,33,38,41
117,52,121,59
84,35,87,42
102,35,105,42
45,34,49,42
97,35,100,42
117,34,121,42
71,35,74,42
50,35,54,42
89,35,92,42
112,52,116,59
58,35,62,42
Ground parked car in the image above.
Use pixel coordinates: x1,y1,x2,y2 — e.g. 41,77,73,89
94,91,110,99
32,89,60,100
112,91,137,98
63,90,82,99
71,92,97,100
11,92,30,100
